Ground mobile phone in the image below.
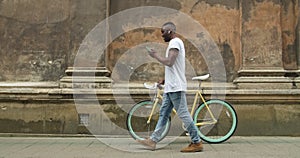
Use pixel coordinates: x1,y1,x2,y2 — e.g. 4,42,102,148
145,46,152,52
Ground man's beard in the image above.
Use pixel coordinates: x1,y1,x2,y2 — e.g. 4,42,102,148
164,36,172,42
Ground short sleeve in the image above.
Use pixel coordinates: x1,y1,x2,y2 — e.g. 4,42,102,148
168,39,180,51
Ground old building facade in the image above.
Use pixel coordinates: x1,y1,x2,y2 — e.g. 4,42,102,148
0,0,299,136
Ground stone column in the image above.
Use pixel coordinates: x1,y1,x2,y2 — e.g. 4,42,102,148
60,0,113,88
281,0,300,88
298,3,300,70
234,0,300,89
281,0,298,70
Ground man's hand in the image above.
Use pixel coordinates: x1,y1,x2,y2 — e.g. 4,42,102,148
147,48,178,67
157,79,165,89
147,49,157,58
158,79,165,85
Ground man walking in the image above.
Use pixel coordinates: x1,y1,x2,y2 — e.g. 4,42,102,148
137,22,203,152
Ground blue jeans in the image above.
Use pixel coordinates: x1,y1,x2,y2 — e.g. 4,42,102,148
150,91,201,143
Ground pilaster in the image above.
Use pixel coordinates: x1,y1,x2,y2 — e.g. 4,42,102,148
234,0,299,89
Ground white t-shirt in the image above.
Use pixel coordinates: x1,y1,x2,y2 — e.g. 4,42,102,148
164,37,187,93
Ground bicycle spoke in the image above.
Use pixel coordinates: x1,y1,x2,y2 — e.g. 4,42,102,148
194,99,237,143
126,100,171,142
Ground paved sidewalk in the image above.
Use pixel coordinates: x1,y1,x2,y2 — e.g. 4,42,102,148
0,136,299,158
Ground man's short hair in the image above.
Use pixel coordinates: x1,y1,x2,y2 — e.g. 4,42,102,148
163,22,176,32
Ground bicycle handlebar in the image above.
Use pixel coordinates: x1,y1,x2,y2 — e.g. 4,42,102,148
143,82,164,90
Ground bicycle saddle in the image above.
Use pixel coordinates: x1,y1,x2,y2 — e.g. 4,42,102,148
192,74,210,81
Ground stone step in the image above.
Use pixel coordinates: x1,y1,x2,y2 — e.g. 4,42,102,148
65,67,111,77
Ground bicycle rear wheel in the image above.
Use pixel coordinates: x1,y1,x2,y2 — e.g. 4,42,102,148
193,99,237,143
126,100,171,142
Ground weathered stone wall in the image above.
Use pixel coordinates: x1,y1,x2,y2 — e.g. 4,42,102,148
108,0,241,82
108,0,299,82
0,0,298,82
0,0,107,81
0,101,78,134
0,86,299,136
0,0,299,136
242,1,282,68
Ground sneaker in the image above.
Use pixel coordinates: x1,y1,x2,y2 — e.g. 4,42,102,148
136,138,156,150
180,142,203,152
185,131,190,136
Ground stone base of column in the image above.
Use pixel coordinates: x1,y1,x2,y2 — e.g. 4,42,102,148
233,69,300,89
59,67,113,88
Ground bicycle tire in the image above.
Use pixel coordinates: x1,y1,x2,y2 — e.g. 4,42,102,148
193,99,238,143
126,100,171,142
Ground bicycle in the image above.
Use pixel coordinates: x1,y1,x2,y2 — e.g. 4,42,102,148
126,74,238,144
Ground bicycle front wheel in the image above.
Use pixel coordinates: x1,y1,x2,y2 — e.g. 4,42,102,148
126,100,171,142
193,99,238,143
